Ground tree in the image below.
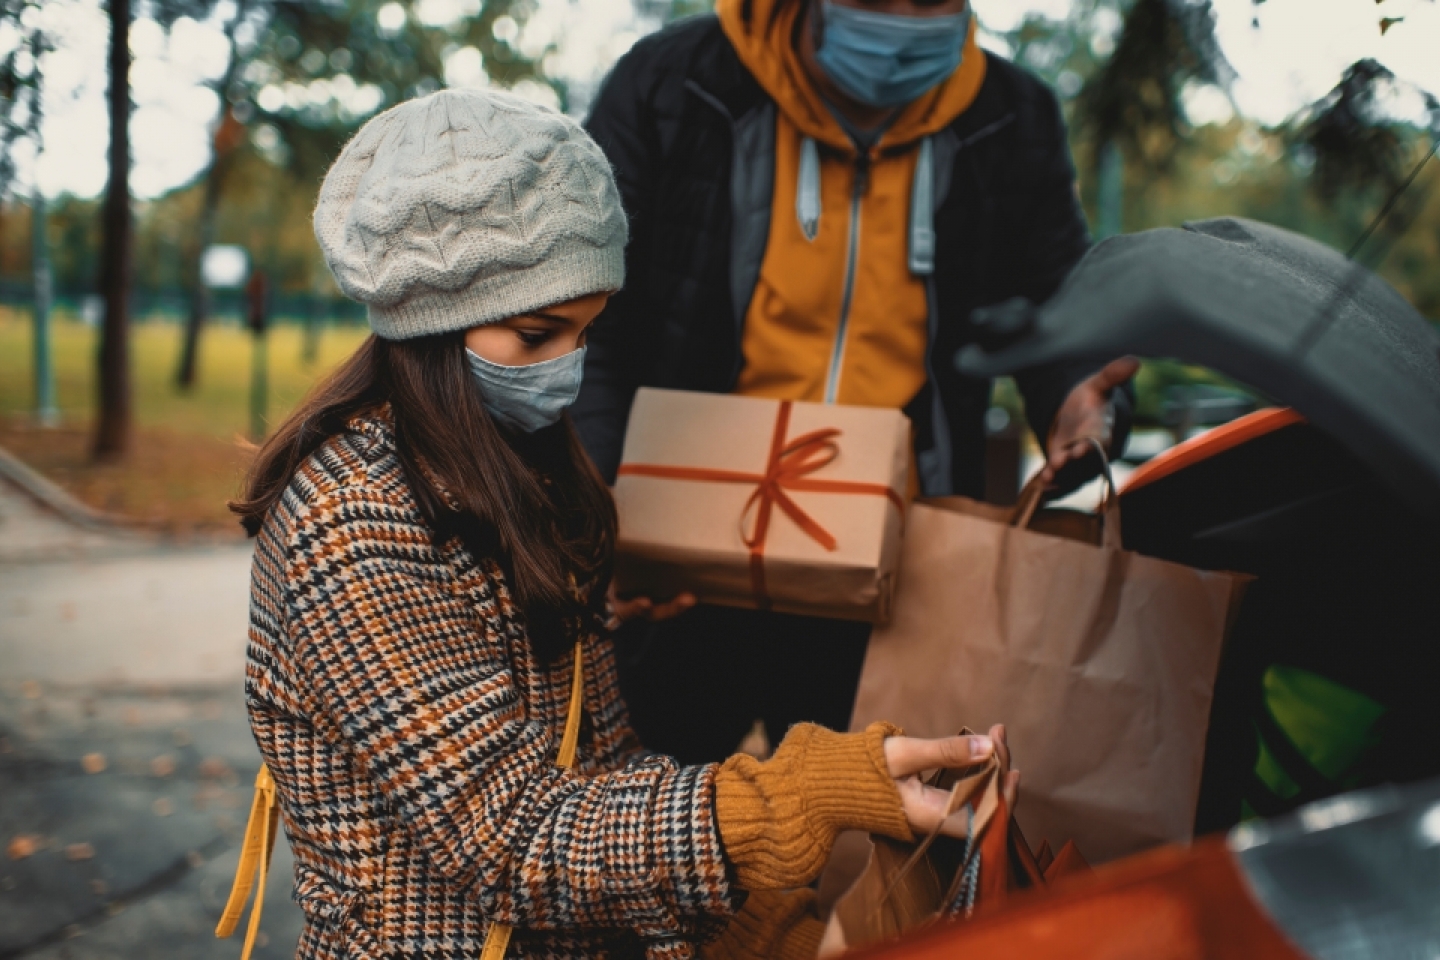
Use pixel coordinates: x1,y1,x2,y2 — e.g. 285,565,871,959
93,0,133,461
0,1,59,425
174,0,262,391
0,0,46,192
240,0,552,182
169,0,552,388
94,0,231,460
1070,0,1232,238
1294,59,1439,256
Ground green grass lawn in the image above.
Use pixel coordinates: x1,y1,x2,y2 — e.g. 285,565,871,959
0,307,369,534
0,307,370,438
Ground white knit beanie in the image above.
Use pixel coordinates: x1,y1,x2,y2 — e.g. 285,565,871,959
313,87,628,339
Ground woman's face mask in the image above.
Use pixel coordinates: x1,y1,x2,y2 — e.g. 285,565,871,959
466,346,587,433
815,1,972,109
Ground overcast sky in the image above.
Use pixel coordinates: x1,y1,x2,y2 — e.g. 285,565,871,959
6,0,1438,200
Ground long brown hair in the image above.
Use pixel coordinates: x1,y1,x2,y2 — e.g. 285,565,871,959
231,332,616,660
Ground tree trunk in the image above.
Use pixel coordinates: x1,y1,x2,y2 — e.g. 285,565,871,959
175,0,251,391
175,162,223,390
93,0,132,462
32,190,59,426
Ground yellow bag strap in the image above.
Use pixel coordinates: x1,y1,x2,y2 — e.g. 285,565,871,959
555,640,586,770
218,642,586,960
215,764,280,960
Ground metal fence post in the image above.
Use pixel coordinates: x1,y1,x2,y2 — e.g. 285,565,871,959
247,269,269,440
32,192,60,427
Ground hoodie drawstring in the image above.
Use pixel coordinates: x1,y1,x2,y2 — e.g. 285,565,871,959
797,136,821,241
908,136,935,276
797,133,935,275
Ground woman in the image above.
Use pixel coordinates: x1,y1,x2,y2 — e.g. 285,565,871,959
231,87,1015,959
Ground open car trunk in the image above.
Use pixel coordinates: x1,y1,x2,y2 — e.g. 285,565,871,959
958,218,1440,832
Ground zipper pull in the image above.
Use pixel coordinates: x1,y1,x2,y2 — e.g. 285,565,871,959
854,152,871,196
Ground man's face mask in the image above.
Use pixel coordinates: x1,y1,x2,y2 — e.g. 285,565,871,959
466,346,587,433
814,1,972,109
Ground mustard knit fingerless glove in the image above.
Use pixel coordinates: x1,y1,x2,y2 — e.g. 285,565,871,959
701,889,825,960
714,722,913,890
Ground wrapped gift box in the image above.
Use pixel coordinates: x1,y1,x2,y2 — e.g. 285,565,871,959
613,388,910,623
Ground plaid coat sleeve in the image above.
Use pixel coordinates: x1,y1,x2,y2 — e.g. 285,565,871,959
278,480,738,943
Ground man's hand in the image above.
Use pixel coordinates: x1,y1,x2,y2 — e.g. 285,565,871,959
608,584,698,624
1040,357,1141,485
884,724,1020,838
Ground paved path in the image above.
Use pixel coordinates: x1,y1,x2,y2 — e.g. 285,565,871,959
1,546,254,687
0,472,123,565
0,473,304,959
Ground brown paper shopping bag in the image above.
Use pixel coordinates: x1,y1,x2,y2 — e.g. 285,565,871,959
820,734,1088,956
847,456,1248,867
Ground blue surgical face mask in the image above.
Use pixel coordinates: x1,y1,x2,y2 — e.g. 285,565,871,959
466,345,587,433
814,1,971,109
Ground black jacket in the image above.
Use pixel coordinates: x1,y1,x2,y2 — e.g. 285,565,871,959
575,14,1127,496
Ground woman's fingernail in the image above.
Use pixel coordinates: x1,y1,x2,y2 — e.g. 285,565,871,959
972,736,994,758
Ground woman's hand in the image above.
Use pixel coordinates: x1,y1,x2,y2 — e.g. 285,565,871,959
608,583,698,624
883,724,1020,838
1040,356,1141,485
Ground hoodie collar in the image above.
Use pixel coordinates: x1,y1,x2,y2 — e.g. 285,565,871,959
716,0,987,154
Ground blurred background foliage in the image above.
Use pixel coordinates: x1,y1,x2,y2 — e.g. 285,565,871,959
4,0,1435,312
0,0,1436,527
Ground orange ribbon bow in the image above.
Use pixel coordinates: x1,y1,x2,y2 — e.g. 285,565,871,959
618,400,904,606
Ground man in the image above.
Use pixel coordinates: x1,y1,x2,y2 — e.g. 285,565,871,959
577,0,1137,763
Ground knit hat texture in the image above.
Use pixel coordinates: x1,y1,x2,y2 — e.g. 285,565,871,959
314,87,627,340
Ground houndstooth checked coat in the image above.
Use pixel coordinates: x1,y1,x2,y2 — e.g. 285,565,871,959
244,412,739,958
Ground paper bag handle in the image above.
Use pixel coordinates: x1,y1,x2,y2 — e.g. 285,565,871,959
1011,437,1122,550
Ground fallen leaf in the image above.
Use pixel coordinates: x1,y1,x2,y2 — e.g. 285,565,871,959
65,843,95,862
152,798,173,817
7,835,42,860
150,755,176,778
198,757,231,780
20,681,40,700
81,753,107,774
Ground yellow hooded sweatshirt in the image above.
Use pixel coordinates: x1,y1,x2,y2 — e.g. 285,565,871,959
718,0,986,410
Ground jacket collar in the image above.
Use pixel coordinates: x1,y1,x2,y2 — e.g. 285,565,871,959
346,406,464,512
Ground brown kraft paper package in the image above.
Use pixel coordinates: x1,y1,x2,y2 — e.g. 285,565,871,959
613,388,910,623
829,464,1247,899
820,731,1088,956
